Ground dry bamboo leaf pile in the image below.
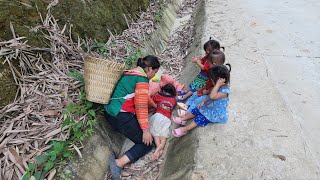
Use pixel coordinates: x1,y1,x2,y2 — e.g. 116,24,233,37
0,0,198,179
0,10,85,180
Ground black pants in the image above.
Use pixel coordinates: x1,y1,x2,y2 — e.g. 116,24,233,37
105,112,153,162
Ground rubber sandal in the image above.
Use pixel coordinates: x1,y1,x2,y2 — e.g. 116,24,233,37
109,153,122,180
177,109,187,117
177,102,188,111
172,116,186,126
172,127,187,137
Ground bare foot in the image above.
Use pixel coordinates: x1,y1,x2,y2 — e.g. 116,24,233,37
150,148,160,161
150,144,164,161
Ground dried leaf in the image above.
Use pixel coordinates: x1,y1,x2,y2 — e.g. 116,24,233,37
40,110,59,116
73,144,82,158
44,128,61,138
47,169,56,180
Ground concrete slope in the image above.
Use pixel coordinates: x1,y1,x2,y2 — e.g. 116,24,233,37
161,0,320,179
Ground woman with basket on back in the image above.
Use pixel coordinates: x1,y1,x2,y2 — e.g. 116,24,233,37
104,55,160,179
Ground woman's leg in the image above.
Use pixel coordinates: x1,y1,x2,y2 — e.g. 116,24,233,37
106,112,153,167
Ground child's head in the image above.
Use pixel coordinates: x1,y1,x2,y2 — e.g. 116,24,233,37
203,38,221,55
203,37,220,54
208,65,231,85
161,83,177,97
206,49,226,67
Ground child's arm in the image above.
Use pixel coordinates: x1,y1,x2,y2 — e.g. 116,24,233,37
209,78,228,100
192,56,205,70
195,59,205,70
148,97,157,108
198,96,210,108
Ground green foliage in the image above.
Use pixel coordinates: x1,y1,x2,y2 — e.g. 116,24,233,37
35,155,47,165
154,11,162,23
67,71,84,84
125,46,147,69
92,41,109,57
63,87,97,142
22,163,41,180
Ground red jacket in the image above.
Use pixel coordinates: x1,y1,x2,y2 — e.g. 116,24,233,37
149,92,177,119
200,55,210,75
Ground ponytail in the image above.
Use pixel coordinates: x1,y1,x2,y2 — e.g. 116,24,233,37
136,55,160,70
137,58,144,68
225,63,231,72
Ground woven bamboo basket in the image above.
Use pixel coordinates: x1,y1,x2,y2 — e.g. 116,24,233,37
84,56,126,104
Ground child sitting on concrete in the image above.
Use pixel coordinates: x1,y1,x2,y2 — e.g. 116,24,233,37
172,65,231,137
177,50,230,117
177,38,224,101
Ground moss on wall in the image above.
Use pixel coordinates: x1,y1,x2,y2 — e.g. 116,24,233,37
0,59,17,107
0,0,149,107
0,0,149,44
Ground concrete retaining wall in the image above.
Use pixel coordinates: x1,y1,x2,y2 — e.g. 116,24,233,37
159,0,205,179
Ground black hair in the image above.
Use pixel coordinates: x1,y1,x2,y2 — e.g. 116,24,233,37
206,49,226,64
203,37,225,52
161,83,176,97
208,64,231,84
137,55,160,70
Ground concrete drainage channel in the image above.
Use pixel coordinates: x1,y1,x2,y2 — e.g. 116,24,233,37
58,0,206,179
118,0,206,179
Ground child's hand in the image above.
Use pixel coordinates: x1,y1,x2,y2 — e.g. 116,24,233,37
198,101,206,109
153,104,157,109
191,56,200,63
216,78,226,87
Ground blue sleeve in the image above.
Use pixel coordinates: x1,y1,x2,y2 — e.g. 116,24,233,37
218,86,230,94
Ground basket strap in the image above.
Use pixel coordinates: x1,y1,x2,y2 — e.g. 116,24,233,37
109,93,135,100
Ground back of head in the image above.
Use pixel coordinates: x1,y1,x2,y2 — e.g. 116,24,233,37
208,65,230,84
161,83,176,97
137,55,160,70
209,39,221,50
203,37,221,52
206,49,225,65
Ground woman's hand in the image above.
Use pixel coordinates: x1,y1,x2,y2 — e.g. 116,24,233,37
142,129,153,146
216,78,226,87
